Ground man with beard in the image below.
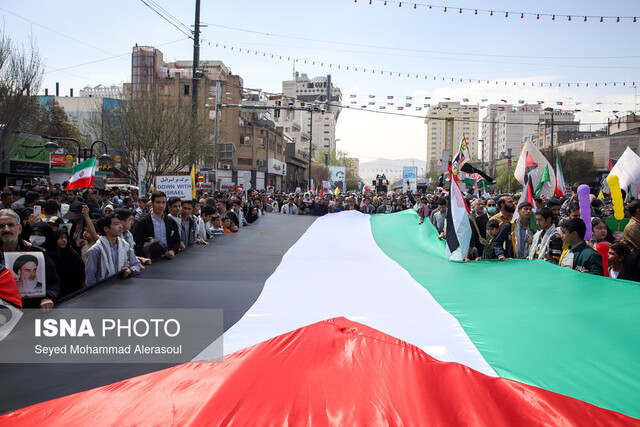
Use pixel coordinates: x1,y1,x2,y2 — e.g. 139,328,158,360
494,202,534,261
490,195,516,232
13,254,43,296
0,209,60,310
467,198,489,260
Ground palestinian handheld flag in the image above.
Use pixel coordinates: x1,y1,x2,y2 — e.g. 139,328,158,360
515,141,557,199
387,95,394,99
406,96,412,100
66,157,97,190
460,173,486,188
535,164,551,196
462,98,469,102
513,172,537,223
6,211,639,424
555,150,566,197
450,137,470,175
460,162,494,183
445,179,471,262
609,158,617,171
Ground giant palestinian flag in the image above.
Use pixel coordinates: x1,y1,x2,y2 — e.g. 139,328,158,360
2,211,640,425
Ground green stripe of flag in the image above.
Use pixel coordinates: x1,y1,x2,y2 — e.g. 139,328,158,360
370,210,640,419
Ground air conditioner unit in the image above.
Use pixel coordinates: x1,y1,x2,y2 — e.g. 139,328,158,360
222,164,231,170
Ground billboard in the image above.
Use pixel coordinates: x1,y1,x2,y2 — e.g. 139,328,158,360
402,166,418,193
327,166,346,194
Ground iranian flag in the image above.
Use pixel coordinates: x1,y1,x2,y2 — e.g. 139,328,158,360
4,211,640,424
66,157,97,190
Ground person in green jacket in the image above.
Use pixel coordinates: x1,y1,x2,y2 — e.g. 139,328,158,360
559,218,603,275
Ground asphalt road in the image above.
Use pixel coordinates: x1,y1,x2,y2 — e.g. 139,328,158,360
0,212,316,414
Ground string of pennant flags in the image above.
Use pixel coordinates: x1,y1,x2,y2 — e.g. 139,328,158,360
206,42,640,88
352,0,638,23
209,88,638,116
342,95,638,114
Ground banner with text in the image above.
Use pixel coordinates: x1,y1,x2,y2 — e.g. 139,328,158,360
156,176,193,200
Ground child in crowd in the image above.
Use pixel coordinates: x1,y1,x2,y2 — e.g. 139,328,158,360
477,219,500,260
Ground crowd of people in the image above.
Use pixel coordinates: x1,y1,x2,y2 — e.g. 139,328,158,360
0,179,638,313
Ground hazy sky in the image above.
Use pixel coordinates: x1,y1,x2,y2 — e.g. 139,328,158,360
2,0,639,161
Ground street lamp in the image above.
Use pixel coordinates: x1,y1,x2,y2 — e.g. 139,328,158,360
43,136,114,167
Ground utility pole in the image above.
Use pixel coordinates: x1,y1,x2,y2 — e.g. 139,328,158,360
191,0,201,118
308,108,313,191
213,80,221,184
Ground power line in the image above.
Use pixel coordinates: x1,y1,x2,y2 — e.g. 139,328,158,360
206,42,639,87
218,102,615,126
0,7,124,59
139,0,193,39
45,38,189,74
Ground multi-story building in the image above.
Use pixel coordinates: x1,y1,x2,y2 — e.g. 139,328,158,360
80,85,123,99
425,102,479,172
607,113,640,135
282,72,342,157
535,110,579,149
131,46,287,190
481,104,557,175
556,128,640,172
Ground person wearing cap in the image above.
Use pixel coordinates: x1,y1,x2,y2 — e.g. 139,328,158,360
64,201,100,255
132,191,181,260
85,213,141,286
0,209,61,311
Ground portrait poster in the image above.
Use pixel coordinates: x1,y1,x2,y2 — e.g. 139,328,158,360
5,252,46,299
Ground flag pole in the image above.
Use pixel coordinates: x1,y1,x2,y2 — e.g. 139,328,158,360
468,213,482,237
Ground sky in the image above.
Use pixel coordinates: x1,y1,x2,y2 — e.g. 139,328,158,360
2,0,639,163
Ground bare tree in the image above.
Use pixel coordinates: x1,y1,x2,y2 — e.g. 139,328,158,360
0,30,45,173
88,90,212,186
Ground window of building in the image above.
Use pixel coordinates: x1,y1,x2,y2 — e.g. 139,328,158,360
241,136,251,146
285,127,291,133
258,137,265,148
184,85,190,96
238,158,252,166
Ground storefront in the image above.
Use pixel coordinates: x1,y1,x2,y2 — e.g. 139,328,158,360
285,144,309,192
268,158,287,192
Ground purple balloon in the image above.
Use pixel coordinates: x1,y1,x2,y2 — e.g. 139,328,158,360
577,184,592,241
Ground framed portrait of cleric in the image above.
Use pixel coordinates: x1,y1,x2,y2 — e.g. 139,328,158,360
5,252,46,299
